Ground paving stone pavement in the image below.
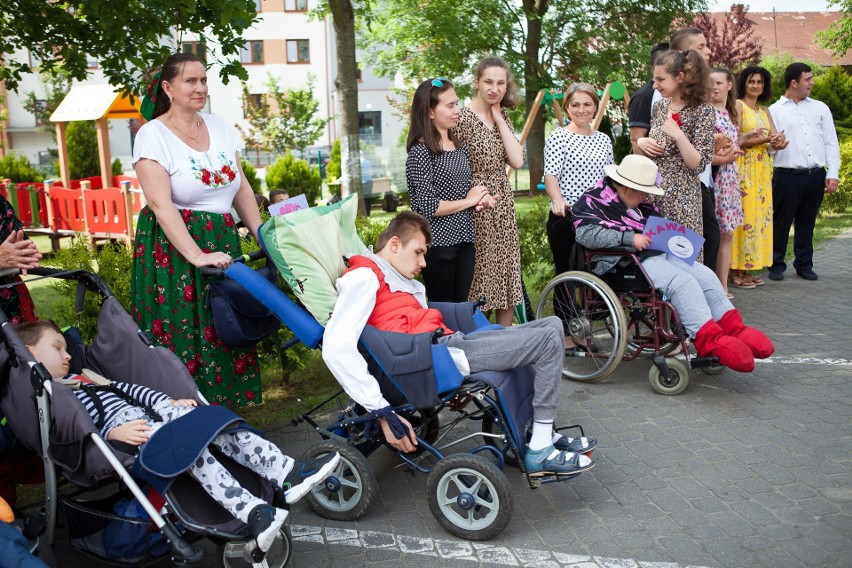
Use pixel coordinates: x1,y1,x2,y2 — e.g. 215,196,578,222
50,231,852,567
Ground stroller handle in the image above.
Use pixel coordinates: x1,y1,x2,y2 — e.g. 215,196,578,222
0,268,114,325
200,249,267,278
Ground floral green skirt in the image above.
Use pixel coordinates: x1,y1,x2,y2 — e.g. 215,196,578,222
130,207,262,407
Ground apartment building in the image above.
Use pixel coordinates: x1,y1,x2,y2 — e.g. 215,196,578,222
0,0,403,171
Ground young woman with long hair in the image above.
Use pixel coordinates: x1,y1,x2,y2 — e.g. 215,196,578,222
405,78,495,302
452,56,524,326
636,49,715,261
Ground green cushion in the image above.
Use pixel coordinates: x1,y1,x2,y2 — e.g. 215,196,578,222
260,194,367,325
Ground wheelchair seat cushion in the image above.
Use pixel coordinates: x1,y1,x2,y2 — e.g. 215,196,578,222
261,194,367,325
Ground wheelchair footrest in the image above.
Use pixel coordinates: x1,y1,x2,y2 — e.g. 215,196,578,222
689,356,720,369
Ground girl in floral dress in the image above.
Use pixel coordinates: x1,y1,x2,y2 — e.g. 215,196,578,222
132,53,263,407
636,49,715,263
708,67,744,298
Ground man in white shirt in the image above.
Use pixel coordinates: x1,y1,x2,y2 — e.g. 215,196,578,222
768,63,841,281
322,212,596,477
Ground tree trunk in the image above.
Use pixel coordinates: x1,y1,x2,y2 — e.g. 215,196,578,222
523,0,548,196
329,0,365,213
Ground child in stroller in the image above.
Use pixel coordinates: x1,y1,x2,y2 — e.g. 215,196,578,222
16,319,339,556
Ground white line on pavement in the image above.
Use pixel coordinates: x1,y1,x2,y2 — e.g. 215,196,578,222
291,524,714,568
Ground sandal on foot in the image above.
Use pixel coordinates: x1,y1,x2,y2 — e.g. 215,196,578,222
730,275,756,289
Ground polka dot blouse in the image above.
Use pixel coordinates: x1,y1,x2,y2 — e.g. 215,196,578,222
543,128,614,205
405,143,475,247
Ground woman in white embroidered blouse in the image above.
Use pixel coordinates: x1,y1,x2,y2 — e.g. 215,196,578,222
131,53,263,408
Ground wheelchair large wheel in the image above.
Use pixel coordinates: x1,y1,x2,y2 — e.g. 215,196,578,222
305,440,377,521
216,525,291,568
426,453,513,541
536,272,626,382
648,358,689,395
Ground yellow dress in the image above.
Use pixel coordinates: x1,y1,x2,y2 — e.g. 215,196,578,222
731,103,773,271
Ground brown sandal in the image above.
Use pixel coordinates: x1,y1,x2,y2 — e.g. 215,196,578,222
730,275,756,289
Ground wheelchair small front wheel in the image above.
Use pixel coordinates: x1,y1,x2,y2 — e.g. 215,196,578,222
536,271,626,383
305,440,377,521
426,453,513,540
216,525,291,568
649,358,689,395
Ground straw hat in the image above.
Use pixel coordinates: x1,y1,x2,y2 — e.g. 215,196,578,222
603,155,664,196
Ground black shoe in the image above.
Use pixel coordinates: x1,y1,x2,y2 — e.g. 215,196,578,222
282,452,340,504
247,504,288,553
796,268,818,281
767,268,784,281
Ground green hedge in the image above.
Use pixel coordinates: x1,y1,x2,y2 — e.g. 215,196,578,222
265,152,321,206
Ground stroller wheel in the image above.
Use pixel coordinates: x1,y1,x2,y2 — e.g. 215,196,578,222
648,358,690,395
216,525,291,568
305,440,377,521
426,453,513,540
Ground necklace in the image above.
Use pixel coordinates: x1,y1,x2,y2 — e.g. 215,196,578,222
169,114,202,145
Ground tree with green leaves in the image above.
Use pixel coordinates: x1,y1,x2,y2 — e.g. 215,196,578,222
817,1,852,57
22,68,73,139
237,74,329,157
1,0,258,94
361,0,706,192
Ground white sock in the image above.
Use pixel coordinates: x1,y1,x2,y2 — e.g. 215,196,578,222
552,432,564,445
529,420,554,451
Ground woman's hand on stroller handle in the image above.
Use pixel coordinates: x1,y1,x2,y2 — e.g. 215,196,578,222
199,249,268,277
106,419,152,446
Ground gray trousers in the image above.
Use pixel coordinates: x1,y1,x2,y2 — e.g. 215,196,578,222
642,254,734,336
440,316,564,422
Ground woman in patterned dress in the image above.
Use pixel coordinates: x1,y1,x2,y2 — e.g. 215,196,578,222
0,198,41,325
453,57,524,327
636,49,715,262
405,77,496,303
729,66,788,288
708,67,744,297
131,53,263,407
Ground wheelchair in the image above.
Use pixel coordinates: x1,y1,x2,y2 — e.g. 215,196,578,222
535,246,723,395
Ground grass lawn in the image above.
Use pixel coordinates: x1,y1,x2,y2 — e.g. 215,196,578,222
17,205,852,432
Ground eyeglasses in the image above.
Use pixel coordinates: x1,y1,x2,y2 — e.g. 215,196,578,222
430,77,448,88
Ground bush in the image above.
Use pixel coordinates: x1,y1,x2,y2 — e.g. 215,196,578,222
0,153,43,183
44,236,132,342
326,139,342,182
824,136,852,214
515,197,554,298
66,120,100,180
265,152,321,206
241,159,262,193
811,66,852,130
112,158,123,177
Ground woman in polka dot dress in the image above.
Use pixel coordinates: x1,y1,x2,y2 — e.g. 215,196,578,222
405,77,496,302
543,82,614,279
453,56,525,326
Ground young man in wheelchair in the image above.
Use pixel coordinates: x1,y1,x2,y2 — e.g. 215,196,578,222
323,212,595,476
572,155,774,372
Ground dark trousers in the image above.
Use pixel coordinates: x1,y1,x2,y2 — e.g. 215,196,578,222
701,182,720,272
546,210,576,276
772,168,826,272
422,242,476,303
546,211,577,333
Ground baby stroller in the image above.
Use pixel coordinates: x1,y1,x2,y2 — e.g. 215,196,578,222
204,195,594,540
0,267,292,567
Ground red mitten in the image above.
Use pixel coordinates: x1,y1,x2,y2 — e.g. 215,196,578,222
693,320,755,373
717,310,775,359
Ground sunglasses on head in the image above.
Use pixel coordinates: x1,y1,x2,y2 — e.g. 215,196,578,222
430,77,448,88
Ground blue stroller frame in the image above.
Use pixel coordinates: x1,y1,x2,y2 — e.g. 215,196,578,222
0,267,293,568
213,256,592,541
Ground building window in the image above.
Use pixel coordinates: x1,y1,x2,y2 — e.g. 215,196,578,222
356,64,363,82
241,41,264,64
181,42,207,64
244,94,264,118
33,99,48,127
284,0,308,11
254,0,263,11
286,40,310,64
359,111,382,145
